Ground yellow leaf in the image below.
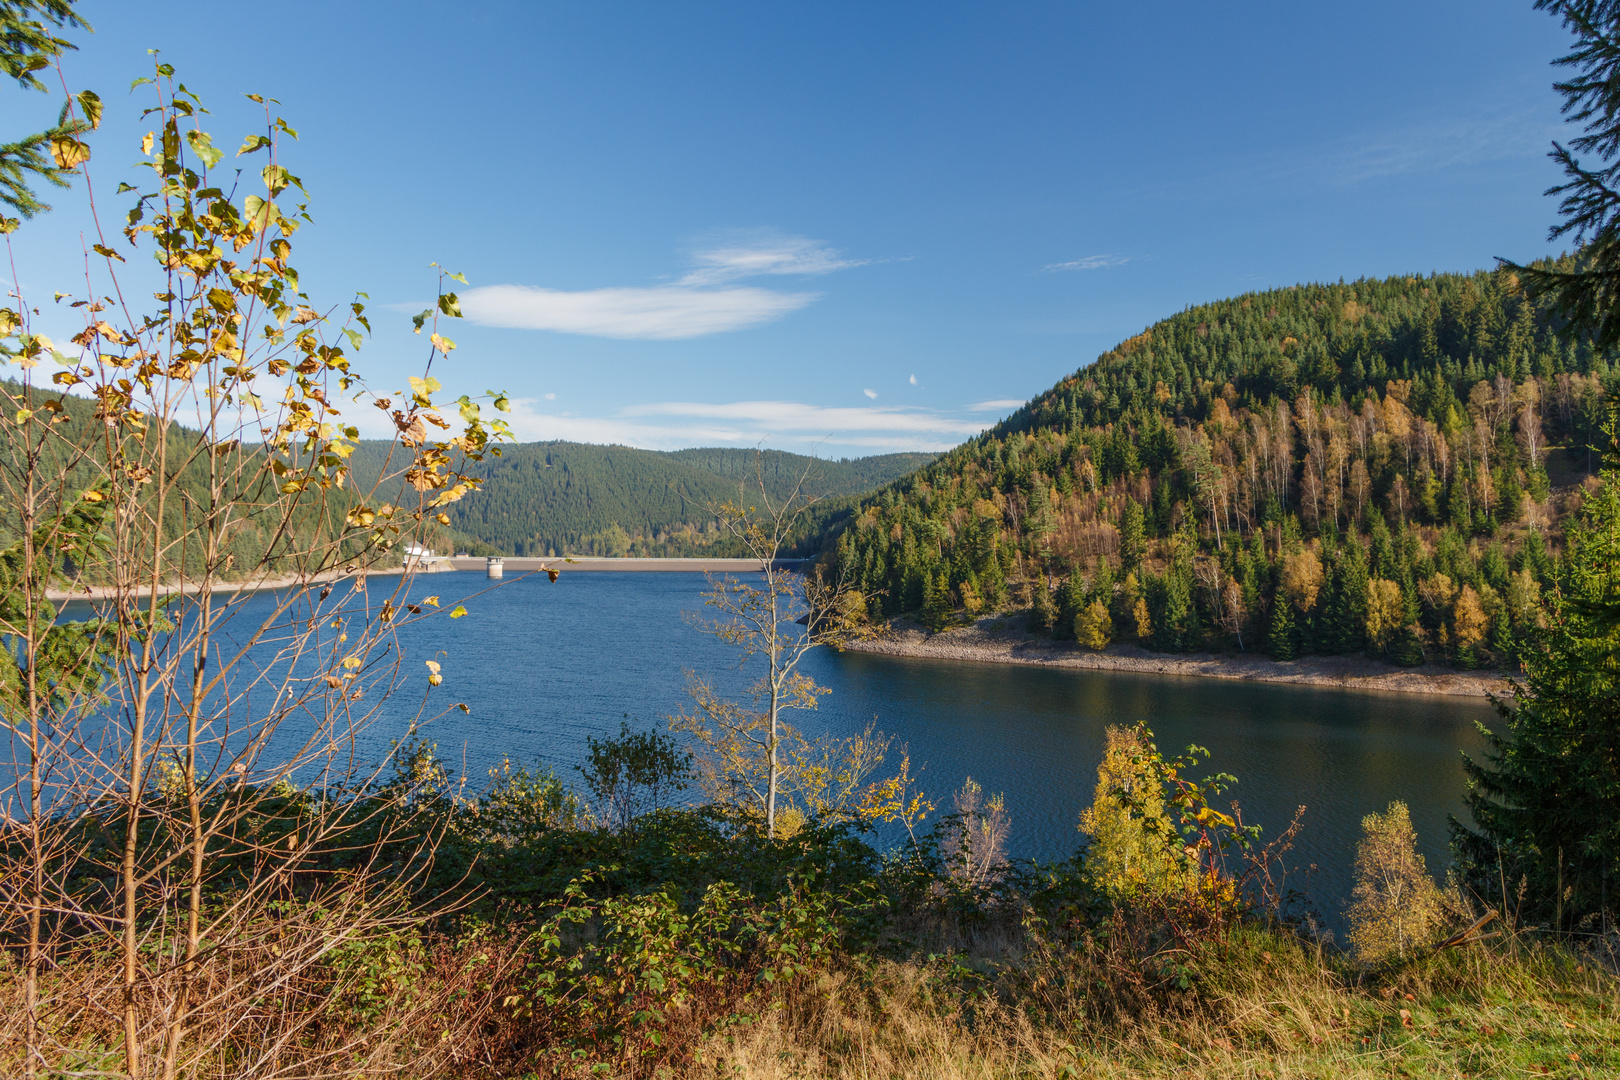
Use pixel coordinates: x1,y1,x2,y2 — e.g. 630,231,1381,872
423,596,440,607
50,136,90,171
425,660,441,674
449,605,467,618
428,674,443,687
341,656,362,670
435,512,450,525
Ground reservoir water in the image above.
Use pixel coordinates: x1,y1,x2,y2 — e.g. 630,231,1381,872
115,569,1501,927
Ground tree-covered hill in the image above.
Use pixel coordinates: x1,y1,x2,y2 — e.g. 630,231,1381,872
831,265,1617,669
347,441,936,557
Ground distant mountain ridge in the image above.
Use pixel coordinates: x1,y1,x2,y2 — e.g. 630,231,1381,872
348,441,936,557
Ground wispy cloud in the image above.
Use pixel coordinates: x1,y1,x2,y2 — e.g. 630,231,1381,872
498,398,988,452
679,229,866,286
863,388,878,399
458,284,815,340
1043,254,1130,272
1323,106,1555,185
459,231,861,340
968,399,1026,412
1145,101,1561,202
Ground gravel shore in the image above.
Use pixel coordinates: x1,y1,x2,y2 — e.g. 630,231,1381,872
845,615,1513,698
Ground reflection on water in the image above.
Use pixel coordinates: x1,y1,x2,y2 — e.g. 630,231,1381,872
64,570,1495,925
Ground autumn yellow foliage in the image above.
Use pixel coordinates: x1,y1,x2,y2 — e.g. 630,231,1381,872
1075,599,1112,650
1078,727,1188,899
1346,801,1446,963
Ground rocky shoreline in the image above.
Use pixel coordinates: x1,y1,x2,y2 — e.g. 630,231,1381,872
846,615,1513,699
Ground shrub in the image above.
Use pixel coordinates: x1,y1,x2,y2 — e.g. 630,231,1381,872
1346,801,1446,962
1078,727,1190,899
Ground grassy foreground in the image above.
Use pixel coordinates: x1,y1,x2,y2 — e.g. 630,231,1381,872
694,928,1618,1080
3,777,1617,1080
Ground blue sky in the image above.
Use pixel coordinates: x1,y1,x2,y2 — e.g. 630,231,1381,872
6,1,1578,456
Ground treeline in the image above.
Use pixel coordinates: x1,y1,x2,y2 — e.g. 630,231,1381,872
0,381,413,581
347,441,935,558
831,266,1618,668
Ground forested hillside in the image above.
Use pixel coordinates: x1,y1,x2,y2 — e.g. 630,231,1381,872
348,442,935,557
831,265,1617,668
0,381,418,579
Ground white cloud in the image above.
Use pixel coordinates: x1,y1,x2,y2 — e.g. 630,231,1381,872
968,399,1026,412
497,397,988,452
1043,254,1130,272
908,374,917,386
542,392,556,400
863,388,877,399
679,230,865,286
459,231,861,340
459,284,816,340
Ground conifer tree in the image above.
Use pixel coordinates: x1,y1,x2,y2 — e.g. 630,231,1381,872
1507,1,1620,348
1452,414,1620,930
923,568,953,631
1030,572,1056,633
1266,599,1297,660
2,0,94,221
1119,497,1146,572
1322,539,1370,654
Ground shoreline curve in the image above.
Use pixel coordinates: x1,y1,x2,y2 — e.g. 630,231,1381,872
846,617,1512,699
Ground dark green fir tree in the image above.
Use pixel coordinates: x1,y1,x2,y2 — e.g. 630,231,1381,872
1266,599,1296,661
1452,416,1620,931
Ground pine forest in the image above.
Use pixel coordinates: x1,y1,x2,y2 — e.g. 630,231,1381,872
830,265,1615,668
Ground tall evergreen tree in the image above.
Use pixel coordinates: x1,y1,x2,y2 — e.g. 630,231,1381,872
922,569,953,632
1119,498,1146,572
1507,1,1620,349
1266,599,1297,661
1453,415,1620,930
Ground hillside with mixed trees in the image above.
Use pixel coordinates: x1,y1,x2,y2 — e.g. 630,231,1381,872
347,442,935,557
830,264,1617,668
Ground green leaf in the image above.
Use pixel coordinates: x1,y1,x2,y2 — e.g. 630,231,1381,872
92,244,126,263
243,195,273,233
186,130,223,169
237,134,272,157
447,271,467,284
438,292,462,318
449,606,468,619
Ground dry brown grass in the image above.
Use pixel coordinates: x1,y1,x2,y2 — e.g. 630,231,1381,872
693,927,1620,1080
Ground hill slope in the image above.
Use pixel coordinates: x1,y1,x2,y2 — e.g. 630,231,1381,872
830,265,1616,669
348,442,936,557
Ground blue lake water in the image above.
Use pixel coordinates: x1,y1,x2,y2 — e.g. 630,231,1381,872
88,569,1498,925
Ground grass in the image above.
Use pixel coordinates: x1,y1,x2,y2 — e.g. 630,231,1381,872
693,925,1620,1080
